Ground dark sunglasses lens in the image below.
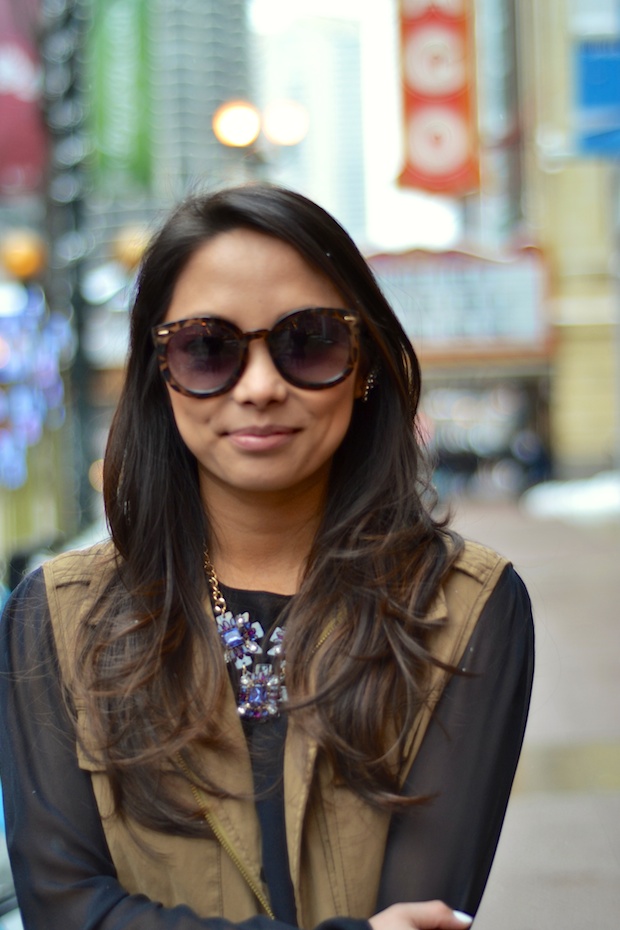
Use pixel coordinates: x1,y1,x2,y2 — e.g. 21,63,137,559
271,311,353,386
166,322,242,394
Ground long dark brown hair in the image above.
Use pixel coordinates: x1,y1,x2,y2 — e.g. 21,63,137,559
76,184,462,832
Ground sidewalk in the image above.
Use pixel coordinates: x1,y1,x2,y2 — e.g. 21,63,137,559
450,498,620,929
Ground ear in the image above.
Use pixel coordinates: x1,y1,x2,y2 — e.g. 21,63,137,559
354,351,372,400
354,369,366,399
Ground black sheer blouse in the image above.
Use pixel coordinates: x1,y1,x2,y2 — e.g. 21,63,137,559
0,564,533,930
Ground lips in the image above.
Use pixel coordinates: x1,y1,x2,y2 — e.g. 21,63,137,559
226,424,297,437
225,424,299,451
228,424,296,436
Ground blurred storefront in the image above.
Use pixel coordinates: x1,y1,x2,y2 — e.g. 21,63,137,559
369,244,553,496
379,0,617,485
376,0,553,497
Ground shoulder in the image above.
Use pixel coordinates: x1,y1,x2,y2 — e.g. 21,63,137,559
0,568,56,681
1,542,119,637
440,538,512,617
0,567,48,639
424,539,516,668
451,538,510,586
42,542,121,672
442,539,533,662
43,540,119,597
448,538,531,619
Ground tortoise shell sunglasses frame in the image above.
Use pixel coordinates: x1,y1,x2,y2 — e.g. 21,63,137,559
151,306,362,398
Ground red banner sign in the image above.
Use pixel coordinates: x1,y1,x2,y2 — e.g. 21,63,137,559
398,0,479,194
0,0,46,195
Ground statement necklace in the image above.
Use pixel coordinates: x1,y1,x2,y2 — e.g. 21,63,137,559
204,552,287,721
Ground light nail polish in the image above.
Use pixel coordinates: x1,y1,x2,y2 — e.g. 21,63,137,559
452,911,474,926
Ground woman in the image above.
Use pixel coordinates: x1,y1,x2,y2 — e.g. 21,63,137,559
0,185,533,930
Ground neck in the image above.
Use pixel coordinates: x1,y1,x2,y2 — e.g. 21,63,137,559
202,479,326,595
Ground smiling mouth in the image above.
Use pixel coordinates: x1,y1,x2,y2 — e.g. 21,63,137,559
227,425,297,437
225,424,300,452
225,426,299,451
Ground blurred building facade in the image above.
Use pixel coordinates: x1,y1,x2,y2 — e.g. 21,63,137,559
517,0,618,477
252,13,366,243
0,0,77,573
1,0,618,576
253,0,618,484
0,0,254,571
87,0,250,231
387,0,549,498
367,0,618,486
80,0,253,522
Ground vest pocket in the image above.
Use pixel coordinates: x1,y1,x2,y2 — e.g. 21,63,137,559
73,712,229,913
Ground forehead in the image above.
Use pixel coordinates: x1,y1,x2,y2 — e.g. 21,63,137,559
165,228,346,326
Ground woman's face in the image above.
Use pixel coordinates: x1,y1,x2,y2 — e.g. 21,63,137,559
162,228,363,509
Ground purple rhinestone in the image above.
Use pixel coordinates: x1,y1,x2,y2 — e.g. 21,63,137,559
222,628,244,649
248,684,267,706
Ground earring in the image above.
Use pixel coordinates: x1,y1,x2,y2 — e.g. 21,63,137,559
362,367,378,403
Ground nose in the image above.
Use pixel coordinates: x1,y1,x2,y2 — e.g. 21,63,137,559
230,338,288,407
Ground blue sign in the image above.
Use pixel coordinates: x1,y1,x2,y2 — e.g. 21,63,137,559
575,39,620,157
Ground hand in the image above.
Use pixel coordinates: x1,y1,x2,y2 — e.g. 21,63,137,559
369,901,473,930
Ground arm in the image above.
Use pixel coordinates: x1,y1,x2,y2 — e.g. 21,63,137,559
376,565,534,917
0,571,369,930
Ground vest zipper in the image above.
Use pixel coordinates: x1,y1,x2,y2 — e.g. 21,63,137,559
176,755,275,920
312,617,338,654
176,621,337,919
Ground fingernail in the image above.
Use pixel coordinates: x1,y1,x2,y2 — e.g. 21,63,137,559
452,912,473,926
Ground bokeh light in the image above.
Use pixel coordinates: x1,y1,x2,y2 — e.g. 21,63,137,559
88,458,104,493
0,229,47,280
262,100,310,146
212,101,261,147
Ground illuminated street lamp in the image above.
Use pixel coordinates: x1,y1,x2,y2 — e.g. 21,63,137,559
212,99,309,182
262,100,310,147
212,100,261,148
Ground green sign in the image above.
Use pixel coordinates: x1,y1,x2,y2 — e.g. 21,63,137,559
89,0,152,187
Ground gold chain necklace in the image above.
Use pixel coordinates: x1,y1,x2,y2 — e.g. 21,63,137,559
204,551,286,721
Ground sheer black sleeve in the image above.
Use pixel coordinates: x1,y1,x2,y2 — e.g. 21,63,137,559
377,564,534,918
0,570,368,930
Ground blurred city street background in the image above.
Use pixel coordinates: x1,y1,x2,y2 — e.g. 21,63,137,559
452,494,620,930
1,0,619,926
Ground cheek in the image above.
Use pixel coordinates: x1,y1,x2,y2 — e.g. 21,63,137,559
167,391,189,435
314,388,357,447
166,390,216,450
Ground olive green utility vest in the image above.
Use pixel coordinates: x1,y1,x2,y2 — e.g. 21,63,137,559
44,540,508,926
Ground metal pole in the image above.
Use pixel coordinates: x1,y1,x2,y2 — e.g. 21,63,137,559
40,0,94,530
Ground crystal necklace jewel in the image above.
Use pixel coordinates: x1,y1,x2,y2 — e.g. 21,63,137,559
204,552,287,721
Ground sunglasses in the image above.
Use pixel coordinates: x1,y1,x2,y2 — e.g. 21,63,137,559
152,306,360,398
